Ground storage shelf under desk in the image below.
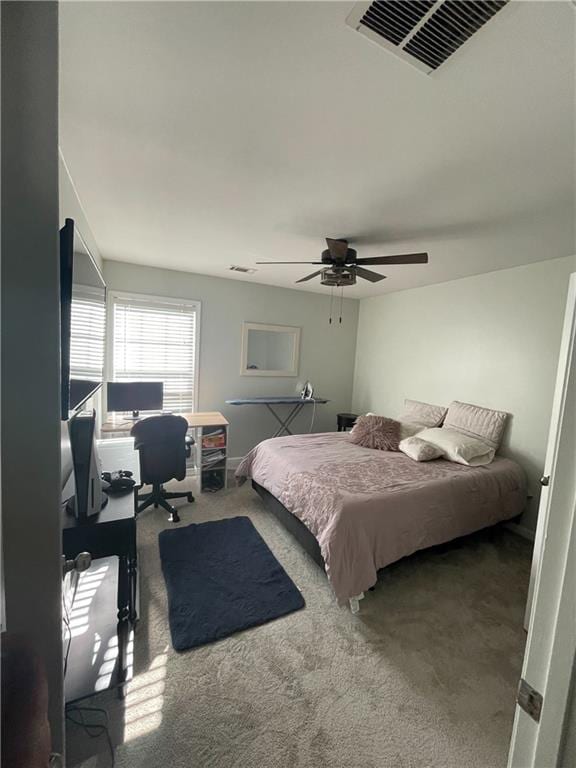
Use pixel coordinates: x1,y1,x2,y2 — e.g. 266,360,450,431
196,423,228,492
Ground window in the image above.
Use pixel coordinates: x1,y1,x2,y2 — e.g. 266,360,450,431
109,292,200,413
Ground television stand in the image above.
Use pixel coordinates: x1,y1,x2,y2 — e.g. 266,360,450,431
62,438,139,701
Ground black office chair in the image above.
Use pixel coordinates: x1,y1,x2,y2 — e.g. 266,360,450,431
131,414,195,523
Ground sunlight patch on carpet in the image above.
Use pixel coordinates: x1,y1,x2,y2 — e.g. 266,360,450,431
124,648,168,742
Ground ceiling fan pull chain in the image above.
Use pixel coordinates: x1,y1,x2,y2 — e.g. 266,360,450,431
339,285,343,324
329,286,334,324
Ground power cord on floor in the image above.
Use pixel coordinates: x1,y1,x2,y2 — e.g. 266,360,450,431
65,704,115,768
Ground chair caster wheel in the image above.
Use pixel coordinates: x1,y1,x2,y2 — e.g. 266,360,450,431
168,510,180,523
187,493,195,503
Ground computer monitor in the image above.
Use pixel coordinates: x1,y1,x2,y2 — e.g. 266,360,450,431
107,381,164,418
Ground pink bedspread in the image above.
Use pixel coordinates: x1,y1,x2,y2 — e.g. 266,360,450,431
236,433,525,601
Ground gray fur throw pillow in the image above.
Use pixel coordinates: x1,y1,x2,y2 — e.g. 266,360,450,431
349,415,401,451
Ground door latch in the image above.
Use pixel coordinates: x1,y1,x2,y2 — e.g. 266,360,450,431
517,678,543,723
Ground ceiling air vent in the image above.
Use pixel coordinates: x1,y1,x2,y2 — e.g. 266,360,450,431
229,265,257,274
346,0,510,74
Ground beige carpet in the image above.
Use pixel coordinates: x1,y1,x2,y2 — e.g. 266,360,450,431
67,478,531,768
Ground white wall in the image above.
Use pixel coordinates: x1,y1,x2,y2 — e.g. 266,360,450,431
2,1,64,753
352,256,576,532
103,261,359,457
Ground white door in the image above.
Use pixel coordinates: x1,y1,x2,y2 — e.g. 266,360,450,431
508,273,576,767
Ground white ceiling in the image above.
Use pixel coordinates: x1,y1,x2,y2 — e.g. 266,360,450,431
59,1,575,298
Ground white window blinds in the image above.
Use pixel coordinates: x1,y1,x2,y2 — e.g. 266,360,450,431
70,285,106,381
111,294,199,413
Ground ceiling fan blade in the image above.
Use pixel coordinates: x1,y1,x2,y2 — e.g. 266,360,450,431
356,253,429,266
255,261,323,265
295,269,325,283
326,238,349,261
354,266,387,283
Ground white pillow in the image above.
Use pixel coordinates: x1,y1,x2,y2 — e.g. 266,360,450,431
417,427,495,467
444,401,508,450
399,436,444,462
397,399,447,428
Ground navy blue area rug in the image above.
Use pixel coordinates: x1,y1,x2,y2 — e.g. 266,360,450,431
159,516,305,650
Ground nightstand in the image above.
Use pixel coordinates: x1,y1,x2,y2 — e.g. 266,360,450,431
337,413,358,431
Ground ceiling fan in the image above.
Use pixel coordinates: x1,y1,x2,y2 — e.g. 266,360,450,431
257,238,428,287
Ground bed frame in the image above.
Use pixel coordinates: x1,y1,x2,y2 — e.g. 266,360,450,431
252,481,324,568
252,481,366,613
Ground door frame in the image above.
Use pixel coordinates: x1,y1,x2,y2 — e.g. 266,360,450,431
508,272,576,767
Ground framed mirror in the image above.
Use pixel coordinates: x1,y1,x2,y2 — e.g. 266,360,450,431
240,322,301,377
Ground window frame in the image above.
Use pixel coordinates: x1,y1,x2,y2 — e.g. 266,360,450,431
106,289,201,414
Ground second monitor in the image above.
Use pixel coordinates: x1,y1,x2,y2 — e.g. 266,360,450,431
107,381,164,418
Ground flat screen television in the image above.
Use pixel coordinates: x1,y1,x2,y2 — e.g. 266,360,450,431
60,218,107,418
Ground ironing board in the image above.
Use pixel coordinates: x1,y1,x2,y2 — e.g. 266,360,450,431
225,397,329,438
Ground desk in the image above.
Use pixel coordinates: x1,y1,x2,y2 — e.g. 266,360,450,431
62,438,139,699
226,397,328,438
101,412,229,492
101,410,228,434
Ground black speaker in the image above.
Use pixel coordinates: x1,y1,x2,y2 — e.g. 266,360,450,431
66,410,107,521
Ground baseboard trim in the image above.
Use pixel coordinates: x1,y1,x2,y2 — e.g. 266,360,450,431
227,457,242,471
505,521,536,542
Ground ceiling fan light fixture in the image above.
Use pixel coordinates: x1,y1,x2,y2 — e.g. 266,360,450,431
320,269,356,287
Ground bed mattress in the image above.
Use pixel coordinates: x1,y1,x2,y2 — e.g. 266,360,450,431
236,432,526,601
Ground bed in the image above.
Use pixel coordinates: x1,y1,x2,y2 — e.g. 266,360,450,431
236,432,526,607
